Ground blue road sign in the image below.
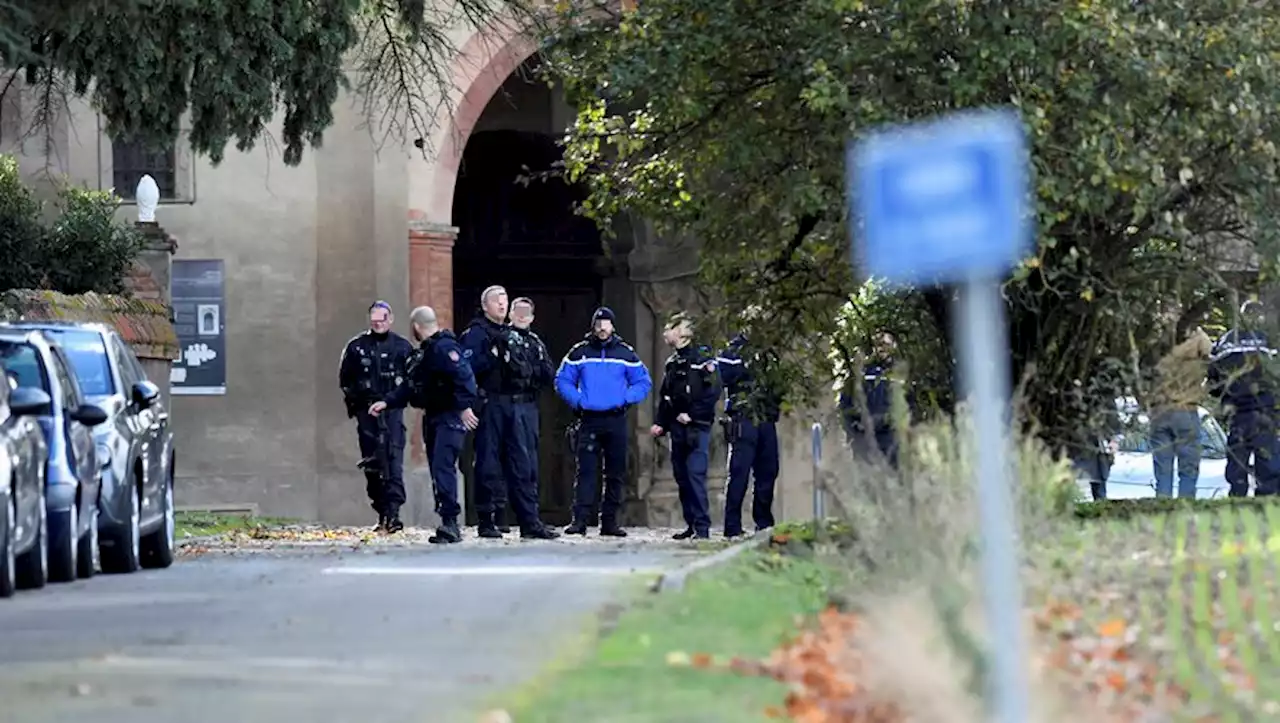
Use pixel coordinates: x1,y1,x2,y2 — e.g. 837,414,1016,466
848,108,1032,286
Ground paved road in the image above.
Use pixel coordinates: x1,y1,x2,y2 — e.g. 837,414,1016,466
0,542,698,723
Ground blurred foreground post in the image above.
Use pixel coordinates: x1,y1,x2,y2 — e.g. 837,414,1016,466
849,108,1033,723
811,422,825,521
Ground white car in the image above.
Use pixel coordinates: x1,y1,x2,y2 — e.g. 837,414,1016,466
1082,400,1234,500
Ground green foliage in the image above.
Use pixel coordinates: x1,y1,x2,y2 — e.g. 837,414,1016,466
1073,496,1280,521
0,154,144,294
547,0,1280,450
0,0,534,165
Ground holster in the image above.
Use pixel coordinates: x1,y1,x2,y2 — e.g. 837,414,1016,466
719,415,739,444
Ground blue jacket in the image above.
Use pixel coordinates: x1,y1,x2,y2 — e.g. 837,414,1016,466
1209,328,1277,414
555,333,652,412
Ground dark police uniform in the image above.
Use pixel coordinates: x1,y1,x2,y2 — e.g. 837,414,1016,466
460,314,558,538
717,333,781,536
1209,325,1280,496
509,326,556,505
338,329,414,524
655,341,721,539
839,359,903,469
383,329,477,543
555,308,653,535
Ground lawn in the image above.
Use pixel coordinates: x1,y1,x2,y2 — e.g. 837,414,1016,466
174,510,296,539
506,548,839,723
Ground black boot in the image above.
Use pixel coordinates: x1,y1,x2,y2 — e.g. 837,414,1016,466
600,520,627,537
477,513,504,539
564,519,588,535
521,522,561,540
494,506,512,534
430,518,462,544
384,510,404,534
373,515,387,533
672,527,696,540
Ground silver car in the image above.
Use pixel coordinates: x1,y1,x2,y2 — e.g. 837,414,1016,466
1,322,176,573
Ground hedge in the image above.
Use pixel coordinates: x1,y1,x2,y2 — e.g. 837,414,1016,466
0,289,178,361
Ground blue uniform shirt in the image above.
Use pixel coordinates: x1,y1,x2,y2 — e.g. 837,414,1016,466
716,333,782,422
459,315,508,395
554,333,653,412
1209,327,1278,413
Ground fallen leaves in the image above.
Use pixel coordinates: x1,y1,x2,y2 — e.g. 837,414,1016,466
668,606,905,722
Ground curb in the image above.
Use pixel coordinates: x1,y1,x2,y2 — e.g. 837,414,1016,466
653,529,773,593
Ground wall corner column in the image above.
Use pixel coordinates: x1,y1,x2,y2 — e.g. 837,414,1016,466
408,212,458,331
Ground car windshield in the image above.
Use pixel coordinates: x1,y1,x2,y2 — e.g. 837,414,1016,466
0,341,49,392
1116,414,1228,460
37,329,114,396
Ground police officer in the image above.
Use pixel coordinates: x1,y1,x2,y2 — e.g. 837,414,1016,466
555,307,653,536
460,285,559,539
717,326,782,538
369,306,479,543
338,300,414,532
1209,300,1280,496
650,312,721,540
509,297,557,525
839,331,905,468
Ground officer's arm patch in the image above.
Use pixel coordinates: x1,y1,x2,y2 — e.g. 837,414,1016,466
462,348,473,358
448,350,460,363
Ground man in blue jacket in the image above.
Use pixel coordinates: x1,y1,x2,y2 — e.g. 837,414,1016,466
651,312,722,540
1209,300,1280,497
555,307,653,536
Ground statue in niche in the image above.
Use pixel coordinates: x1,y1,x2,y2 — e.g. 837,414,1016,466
135,175,160,223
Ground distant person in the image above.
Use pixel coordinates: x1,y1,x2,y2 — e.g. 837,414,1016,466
338,301,414,532
1210,300,1280,496
508,297,559,537
1149,327,1213,498
555,307,653,536
369,306,478,544
651,312,721,540
839,332,907,468
717,317,782,538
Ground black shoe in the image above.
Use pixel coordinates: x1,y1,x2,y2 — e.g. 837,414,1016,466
564,521,588,535
373,515,387,533
724,530,746,539
521,524,561,540
600,524,627,537
385,516,404,534
429,520,462,544
478,524,503,539
494,508,512,534
672,528,696,540
694,530,710,540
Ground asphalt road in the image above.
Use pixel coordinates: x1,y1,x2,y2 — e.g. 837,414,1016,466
0,542,699,723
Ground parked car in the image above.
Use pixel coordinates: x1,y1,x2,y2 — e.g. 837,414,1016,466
1079,398,1232,500
0,373,52,597
0,322,176,573
0,330,109,582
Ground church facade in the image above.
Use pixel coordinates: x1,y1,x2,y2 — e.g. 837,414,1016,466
0,12,827,528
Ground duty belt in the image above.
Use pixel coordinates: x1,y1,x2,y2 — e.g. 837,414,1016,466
497,392,538,404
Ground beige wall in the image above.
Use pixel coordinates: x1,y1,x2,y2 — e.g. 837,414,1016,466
0,15,833,528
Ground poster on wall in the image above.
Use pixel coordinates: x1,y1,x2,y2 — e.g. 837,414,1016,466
170,259,226,395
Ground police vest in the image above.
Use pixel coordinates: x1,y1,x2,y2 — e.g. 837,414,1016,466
500,330,536,387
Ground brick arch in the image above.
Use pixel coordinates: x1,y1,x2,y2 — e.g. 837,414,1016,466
422,19,540,222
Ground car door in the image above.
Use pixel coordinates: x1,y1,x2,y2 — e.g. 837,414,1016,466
49,348,98,505
110,336,160,510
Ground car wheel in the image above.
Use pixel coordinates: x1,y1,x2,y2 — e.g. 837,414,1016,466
0,496,16,599
100,481,140,575
77,503,98,579
141,471,175,570
16,493,47,590
47,503,78,583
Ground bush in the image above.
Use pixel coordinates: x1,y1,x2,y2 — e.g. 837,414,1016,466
0,154,144,295
1073,495,1280,521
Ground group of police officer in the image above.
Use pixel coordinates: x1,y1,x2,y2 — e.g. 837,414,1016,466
338,289,782,543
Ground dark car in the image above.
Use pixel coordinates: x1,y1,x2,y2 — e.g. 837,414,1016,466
0,322,175,573
0,331,109,582
0,372,53,597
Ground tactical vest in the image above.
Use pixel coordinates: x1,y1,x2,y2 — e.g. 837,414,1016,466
500,330,535,387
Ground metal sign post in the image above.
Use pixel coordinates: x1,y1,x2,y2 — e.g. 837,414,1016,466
848,108,1032,723
811,423,824,521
